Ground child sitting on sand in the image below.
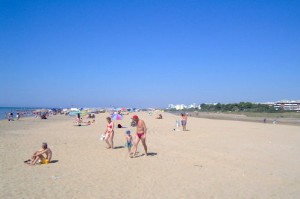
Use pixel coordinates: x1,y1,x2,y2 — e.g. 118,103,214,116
125,130,133,154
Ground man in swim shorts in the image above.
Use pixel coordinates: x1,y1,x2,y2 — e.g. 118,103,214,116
130,115,148,157
181,113,188,131
25,143,52,166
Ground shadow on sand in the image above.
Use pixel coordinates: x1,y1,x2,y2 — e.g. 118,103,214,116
147,152,157,156
113,146,125,149
131,152,158,158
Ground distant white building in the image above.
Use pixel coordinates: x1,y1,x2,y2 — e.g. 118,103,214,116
175,104,186,110
168,103,202,110
188,103,196,108
168,104,175,109
274,100,300,111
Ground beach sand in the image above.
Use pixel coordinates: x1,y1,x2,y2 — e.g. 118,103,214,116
1,112,300,199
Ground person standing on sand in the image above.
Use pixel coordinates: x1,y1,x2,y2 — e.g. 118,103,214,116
181,113,187,131
7,112,14,121
125,130,133,155
76,113,82,126
130,115,148,157
104,117,114,149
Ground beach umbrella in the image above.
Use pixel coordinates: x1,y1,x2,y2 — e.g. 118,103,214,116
80,110,88,116
111,113,123,120
33,109,48,113
69,110,88,117
116,107,127,112
68,111,80,116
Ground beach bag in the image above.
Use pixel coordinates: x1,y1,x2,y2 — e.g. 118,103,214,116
100,134,106,141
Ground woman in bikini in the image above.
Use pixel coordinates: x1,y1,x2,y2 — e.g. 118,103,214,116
104,117,114,149
130,115,148,157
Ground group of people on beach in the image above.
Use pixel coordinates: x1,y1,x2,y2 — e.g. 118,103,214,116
24,112,187,165
102,112,187,157
102,115,148,158
6,112,24,121
75,113,95,126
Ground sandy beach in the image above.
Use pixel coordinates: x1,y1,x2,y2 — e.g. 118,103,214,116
1,112,300,199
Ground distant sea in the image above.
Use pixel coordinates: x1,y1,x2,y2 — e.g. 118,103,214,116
0,107,41,121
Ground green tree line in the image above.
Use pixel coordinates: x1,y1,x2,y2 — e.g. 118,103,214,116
199,102,278,113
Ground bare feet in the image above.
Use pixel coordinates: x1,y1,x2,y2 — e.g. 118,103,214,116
130,152,137,158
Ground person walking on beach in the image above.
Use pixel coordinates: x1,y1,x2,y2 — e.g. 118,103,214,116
76,113,82,126
181,113,188,131
125,130,133,155
104,117,114,149
24,143,52,166
130,115,148,157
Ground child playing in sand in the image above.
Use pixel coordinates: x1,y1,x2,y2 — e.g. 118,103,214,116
125,130,133,154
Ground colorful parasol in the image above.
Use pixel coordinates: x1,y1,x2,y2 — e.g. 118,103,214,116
111,113,123,120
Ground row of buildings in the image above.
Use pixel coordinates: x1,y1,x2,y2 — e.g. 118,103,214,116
168,100,300,111
270,100,300,111
167,103,201,110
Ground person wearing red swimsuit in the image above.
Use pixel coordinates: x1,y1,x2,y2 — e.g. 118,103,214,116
130,115,147,157
104,117,114,149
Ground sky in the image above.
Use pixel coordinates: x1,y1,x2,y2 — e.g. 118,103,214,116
1,0,300,108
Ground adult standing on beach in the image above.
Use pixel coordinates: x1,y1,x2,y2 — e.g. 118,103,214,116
76,113,82,126
130,115,148,157
7,112,14,121
181,113,187,131
104,117,114,149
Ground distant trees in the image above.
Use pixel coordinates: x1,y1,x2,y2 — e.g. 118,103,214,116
165,102,282,113
200,102,278,113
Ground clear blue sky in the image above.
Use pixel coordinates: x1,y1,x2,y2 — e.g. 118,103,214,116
1,0,299,108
